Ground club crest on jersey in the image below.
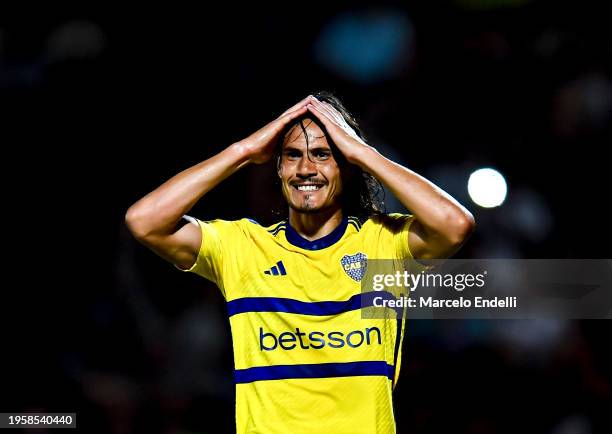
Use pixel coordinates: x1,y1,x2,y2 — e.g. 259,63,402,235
341,253,368,282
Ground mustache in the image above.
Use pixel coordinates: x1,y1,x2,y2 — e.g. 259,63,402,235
290,178,326,185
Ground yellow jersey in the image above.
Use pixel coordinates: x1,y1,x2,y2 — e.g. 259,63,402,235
182,213,417,434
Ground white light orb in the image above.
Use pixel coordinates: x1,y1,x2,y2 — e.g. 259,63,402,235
468,168,507,208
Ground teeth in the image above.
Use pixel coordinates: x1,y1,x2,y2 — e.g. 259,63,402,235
297,185,320,191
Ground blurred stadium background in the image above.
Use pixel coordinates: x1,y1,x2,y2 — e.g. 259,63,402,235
2,2,611,433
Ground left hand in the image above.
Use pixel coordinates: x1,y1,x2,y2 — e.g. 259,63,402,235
306,97,372,164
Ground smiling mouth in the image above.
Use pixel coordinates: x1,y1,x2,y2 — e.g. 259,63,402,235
292,184,324,192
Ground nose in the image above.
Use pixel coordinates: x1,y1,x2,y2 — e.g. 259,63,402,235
296,155,317,179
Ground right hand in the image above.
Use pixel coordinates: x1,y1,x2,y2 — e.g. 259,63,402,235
238,95,313,164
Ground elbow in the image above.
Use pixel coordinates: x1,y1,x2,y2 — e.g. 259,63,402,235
446,211,475,247
125,204,153,241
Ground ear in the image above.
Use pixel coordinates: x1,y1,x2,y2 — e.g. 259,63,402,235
276,156,282,178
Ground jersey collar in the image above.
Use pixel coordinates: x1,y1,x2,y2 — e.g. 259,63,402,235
285,216,348,250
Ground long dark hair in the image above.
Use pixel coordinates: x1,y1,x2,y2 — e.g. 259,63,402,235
273,90,385,221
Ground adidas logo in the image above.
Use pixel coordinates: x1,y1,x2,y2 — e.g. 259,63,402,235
264,261,287,276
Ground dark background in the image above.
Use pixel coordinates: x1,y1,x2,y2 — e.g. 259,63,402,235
3,1,611,433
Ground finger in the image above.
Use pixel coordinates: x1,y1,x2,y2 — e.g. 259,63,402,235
316,99,347,126
276,105,309,127
312,99,357,137
311,97,343,125
310,101,343,131
310,101,362,144
277,100,311,123
279,95,313,117
306,103,337,131
307,97,332,117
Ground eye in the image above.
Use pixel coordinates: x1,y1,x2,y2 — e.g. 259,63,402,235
312,149,331,160
285,150,301,160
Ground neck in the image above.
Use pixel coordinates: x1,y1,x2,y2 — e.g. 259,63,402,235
288,206,344,241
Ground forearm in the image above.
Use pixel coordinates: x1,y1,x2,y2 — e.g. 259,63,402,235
353,146,474,244
126,142,250,238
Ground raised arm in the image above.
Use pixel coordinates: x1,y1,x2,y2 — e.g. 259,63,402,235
125,96,312,268
306,97,475,261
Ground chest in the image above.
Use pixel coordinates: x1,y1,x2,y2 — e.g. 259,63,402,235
225,237,373,301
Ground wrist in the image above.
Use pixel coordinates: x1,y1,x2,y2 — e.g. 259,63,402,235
349,143,378,169
229,141,254,165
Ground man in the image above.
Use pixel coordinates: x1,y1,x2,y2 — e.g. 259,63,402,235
126,92,474,433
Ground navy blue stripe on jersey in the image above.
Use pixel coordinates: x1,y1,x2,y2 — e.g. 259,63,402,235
268,223,286,231
348,221,360,232
268,222,287,236
269,228,286,237
285,217,348,250
234,361,395,384
392,309,404,386
226,292,400,317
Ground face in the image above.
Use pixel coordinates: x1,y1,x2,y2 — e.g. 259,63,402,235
278,118,343,214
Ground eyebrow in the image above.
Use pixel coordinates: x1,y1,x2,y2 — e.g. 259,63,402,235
283,144,331,152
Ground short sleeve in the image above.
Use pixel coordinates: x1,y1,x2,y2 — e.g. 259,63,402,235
178,218,241,298
374,213,417,260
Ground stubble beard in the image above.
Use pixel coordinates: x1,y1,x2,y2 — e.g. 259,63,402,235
288,194,322,214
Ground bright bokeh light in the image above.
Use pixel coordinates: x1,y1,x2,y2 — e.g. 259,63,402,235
314,8,413,84
468,168,507,208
